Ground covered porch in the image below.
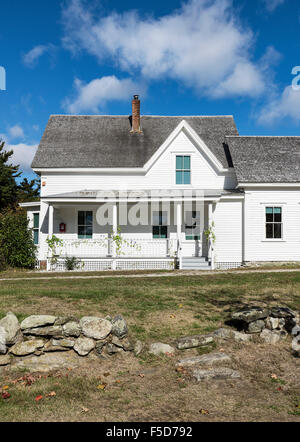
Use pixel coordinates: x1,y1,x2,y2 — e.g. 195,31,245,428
41,189,219,271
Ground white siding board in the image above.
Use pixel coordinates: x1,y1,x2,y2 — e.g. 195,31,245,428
214,201,243,262
244,189,300,262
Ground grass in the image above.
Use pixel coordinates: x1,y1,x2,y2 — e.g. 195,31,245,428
0,270,299,422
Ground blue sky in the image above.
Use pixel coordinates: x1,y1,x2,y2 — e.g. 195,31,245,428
1,0,300,181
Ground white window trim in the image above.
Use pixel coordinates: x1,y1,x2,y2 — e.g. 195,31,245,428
174,153,192,186
77,210,94,239
32,212,40,245
261,204,285,242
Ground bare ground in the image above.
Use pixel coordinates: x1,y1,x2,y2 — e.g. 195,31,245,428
0,338,299,422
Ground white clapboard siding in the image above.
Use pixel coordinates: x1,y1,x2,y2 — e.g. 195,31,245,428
214,200,243,263
244,189,300,262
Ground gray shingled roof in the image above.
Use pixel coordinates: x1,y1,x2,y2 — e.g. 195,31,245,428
226,136,300,183
31,115,239,169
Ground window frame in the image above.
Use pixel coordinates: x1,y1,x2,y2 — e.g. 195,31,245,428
78,210,93,239
152,210,168,239
175,155,191,185
32,212,40,245
262,205,284,241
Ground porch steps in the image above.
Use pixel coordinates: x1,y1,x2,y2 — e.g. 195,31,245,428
181,257,211,270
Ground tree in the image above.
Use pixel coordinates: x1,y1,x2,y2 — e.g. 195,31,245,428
0,207,36,269
0,140,21,210
17,177,40,203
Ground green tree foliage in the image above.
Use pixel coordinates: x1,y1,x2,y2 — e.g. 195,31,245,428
17,177,40,203
0,140,20,210
0,207,37,269
0,139,40,209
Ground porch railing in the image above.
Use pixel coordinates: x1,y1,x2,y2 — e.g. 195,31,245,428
57,238,178,259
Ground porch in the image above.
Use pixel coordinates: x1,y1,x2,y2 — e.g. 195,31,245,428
40,190,218,271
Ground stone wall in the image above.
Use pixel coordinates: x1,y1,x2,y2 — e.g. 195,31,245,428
0,313,134,366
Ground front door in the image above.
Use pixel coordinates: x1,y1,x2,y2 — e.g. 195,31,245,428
182,211,202,257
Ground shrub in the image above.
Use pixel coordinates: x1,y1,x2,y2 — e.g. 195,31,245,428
64,256,81,271
0,208,36,269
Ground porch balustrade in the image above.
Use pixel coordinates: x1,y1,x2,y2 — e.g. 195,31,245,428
56,238,178,259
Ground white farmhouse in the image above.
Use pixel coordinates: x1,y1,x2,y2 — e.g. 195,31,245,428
21,96,300,271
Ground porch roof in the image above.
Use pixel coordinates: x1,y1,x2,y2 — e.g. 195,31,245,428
42,188,244,202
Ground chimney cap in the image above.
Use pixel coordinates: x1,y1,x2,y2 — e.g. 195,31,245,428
133,94,139,100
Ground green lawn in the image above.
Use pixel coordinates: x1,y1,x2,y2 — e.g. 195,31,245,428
0,271,299,342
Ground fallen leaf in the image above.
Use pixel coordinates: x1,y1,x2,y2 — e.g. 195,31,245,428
103,372,110,377
1,392,11,399
2,386,9,390
35,395,43,402
115,380,121,384
139,374,145,378
178,304,183,308
97,383,107,390
81,407,89,413
170,314,176,319
46,391,56,398
199,409,209,415
271,374,278,379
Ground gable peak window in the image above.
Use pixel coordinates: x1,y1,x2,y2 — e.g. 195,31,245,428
265,207,282,239
176,155,191,185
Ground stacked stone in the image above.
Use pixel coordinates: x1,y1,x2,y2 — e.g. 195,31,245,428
0,312,134,366
231,306,300,346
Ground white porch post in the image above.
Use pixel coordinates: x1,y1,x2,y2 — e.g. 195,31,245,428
208,202,215,270
47,204,54,271
48,204,54,238
176,202,182,269
112,203,118,269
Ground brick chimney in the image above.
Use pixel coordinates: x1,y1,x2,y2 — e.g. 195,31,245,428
131,95,141,132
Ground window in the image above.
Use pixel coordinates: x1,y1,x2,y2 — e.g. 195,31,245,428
265,207,282,239
185,211,201,240
78,211,93,239
33,213,39,245
152,211,168,238
176,155,191,185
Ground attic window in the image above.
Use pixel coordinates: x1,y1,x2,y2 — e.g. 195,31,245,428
176,156,191,185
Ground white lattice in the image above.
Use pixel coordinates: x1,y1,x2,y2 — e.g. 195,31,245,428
51,259,112,272
116,259,175,271
215,262,242,270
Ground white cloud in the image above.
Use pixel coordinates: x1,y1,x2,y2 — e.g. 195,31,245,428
258,86,300,125
63,75,144,113
22,44,55,68
263,0,285,12
61,0,267,99
1,130,37,174
4,143,38,174
8,125,24,140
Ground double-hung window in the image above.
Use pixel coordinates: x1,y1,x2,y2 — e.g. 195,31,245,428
78,211,93,239
152,211,168,238
176,155,191,185
33,213,39,245
265,207,282,239
185,211,201,240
